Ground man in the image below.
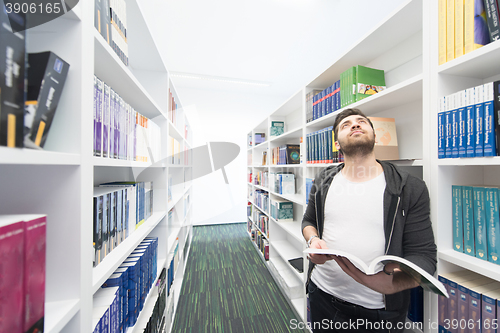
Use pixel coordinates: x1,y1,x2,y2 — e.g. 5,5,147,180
302,108,436,333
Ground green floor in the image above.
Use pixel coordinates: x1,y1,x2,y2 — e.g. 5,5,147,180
171,223,309,333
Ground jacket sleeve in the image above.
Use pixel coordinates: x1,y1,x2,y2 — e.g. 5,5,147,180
401,179,437,276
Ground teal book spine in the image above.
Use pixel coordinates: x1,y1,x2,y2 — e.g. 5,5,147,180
473,186,488,260
463,186,476,256
485,186,500,264
452,185,464,252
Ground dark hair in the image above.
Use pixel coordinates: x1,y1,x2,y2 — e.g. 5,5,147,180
333,108,374,141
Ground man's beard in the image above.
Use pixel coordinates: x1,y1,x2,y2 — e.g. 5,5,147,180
338,132,375,157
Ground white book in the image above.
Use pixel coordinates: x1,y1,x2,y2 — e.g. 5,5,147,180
304,248,449,298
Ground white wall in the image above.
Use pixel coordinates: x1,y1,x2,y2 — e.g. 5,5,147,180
178,87,285,225
138,0,407,225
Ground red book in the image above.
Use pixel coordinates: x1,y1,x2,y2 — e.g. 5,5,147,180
23,214,46,333
0,216,25,333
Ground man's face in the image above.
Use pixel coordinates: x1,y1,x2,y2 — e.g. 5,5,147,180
335,115,376,157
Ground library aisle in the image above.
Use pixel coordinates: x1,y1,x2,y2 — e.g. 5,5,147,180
172,223,307,333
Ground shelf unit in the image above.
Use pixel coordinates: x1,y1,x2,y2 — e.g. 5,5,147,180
0,1,193,332
246,0,439,327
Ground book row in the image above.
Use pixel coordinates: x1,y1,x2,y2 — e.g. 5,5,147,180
0,3,71,150
438,0,500,65
269,172,296,195
251,206,269,239
306,126,342,164
270,199,294,222
248,221,269,261
93,75,162,162
438,271,500,333
168,136,183,165
253,189,269,214
94,0,129,66
93,237,158,332
438,82,500,159
254,132,266,146
168,88,182,130
0,214,46,333
452,185,500,264
93,181,154,267
305,65,386,123
143,267,167,333
252,170,268,187
268,144,300,165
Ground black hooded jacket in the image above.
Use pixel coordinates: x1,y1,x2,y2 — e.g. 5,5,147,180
302,160,437,317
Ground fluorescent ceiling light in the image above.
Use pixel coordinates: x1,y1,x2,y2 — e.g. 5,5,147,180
170,71,271,87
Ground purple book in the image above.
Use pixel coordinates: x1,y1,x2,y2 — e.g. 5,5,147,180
109,88,115,159
103,83,110,158
23,215,47,333
95,77,103,157
469,283,500,333
0,216,25,333
458,277,492,333
481,288,500,333
439,275,449,333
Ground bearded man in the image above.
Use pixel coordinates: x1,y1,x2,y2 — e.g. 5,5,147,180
302,108,437,333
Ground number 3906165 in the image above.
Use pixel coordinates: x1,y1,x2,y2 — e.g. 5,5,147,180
444,319,498,330
5,2,61,14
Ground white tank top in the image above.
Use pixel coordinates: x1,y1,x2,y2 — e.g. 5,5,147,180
311,170,386,309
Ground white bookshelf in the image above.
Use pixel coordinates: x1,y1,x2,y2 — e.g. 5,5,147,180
426,1,500,333
246,0,438,327
0,1,193,332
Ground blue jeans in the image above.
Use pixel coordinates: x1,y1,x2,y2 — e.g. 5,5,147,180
307,281,404,333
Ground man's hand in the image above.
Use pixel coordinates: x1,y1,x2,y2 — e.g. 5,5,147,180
331,256,419,294
308,238,334,265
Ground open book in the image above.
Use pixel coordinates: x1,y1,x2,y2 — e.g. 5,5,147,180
304,248,449,298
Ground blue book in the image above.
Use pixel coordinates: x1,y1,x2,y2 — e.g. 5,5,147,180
438,97,446,159
485,186,500,264
458,90,467,158
463,186,476,256
452,185,464,253
102,273,124,333
313,94,319,121
114,267,129,330
452,93,459,158
445,107,452,159
325,86,332,115
119,260,140,327
466,87,476,158
306,178,314,205
483,82,496,156
475,84,485,157
438,275,449,333
473,186,488,260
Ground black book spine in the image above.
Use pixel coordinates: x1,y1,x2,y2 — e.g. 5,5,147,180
484,0,500,41
493,81,500,155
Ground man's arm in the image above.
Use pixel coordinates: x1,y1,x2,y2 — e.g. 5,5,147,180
303,226,331,265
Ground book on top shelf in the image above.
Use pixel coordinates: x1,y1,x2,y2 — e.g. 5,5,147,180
270,121,285,137
24,51,70,149
484,0,500,42
0,8,26,148
355,65,386,103
286,144,300,164
304,248,448,298
368,117,399,161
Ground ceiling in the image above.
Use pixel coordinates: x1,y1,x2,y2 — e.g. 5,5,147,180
138,0,407,130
